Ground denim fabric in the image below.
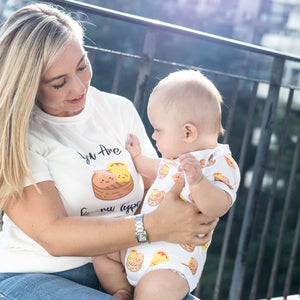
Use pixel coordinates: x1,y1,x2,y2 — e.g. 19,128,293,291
185,293,200,300
0,263,114,300
0,263,200,299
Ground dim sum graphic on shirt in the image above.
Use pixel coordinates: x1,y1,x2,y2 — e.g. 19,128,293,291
91,162,134,200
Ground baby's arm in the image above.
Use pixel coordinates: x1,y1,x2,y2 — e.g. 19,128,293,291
179,153,232,218
126,134,160,180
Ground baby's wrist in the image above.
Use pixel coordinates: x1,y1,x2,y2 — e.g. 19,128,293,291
132,152,142,160
132,153,145,165
189,173,205,189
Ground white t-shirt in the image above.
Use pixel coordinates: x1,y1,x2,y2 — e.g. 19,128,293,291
0,86,157,273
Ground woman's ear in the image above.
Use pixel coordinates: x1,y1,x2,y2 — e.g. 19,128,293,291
184,123,198,143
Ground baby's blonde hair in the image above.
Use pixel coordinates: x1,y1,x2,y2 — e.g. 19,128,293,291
150,69,224,136
0,3,84,209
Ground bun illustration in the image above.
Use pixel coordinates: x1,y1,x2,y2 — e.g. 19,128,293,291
224,154,237,169
180,243,195,252
126,249,144,272
172,172,181,182
181,256,198,275
158,163,170,179
213,172,233,189
148,189,165,206
202,241,210,251
200,154,216,168
92,162,134,200
188,257,198,275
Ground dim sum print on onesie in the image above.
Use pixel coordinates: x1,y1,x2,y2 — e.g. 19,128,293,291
125,157,212,292
126,250,144,272
147,189,165,206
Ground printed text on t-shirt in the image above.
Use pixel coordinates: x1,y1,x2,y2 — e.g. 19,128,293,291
78,144,122,165
80,201,141,216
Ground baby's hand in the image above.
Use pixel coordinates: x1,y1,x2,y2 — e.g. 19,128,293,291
125,134,142,159
179,153,204,186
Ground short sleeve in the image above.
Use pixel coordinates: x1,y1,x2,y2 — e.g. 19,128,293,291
202,148,240,204
24,133,52,187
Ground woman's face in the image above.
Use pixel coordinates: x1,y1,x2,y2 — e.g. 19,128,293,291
37,39,92,117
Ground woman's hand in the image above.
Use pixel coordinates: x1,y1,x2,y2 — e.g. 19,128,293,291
144,176,218,246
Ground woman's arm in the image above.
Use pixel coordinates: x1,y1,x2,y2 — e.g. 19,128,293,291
4,179,217,257
4,181,137,257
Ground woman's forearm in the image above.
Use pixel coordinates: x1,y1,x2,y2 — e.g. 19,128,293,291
5,179,217,259
4,181,139,257
38,215,138,257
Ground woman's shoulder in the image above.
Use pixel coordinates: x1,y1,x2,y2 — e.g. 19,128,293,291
87,87,138,124
88,86,135,109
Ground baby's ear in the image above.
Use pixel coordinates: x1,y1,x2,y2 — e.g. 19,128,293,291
184,123,198,143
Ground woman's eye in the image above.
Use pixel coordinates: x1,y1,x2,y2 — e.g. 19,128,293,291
53,79,66,90
78,63,88,72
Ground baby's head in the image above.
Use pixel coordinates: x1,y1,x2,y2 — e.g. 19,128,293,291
147,69,224,158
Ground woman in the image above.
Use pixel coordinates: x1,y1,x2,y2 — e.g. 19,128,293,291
0,4,217,299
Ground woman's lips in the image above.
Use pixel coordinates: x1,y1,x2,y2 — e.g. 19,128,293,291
67,94,84,104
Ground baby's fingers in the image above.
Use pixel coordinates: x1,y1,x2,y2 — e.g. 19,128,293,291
129,134,140,146
126,134,142,158
179,153,195,161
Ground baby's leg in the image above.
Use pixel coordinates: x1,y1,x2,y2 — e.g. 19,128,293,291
134,269,189,300
93,251,133,300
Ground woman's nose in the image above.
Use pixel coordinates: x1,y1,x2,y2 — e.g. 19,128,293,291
71,75,85,94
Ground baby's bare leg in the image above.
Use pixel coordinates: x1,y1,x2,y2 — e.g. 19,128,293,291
93,251,133,300
134,269,189,300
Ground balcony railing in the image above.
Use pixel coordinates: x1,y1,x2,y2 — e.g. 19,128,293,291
3,0,300,299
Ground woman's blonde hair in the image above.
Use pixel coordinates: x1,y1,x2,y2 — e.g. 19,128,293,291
0,3,84,209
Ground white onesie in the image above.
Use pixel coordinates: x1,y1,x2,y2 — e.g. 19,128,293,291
125,145,240,292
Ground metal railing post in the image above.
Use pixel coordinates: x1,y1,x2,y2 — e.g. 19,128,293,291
283,203,300,298
228,56,285,300
223,78,239,144
133,26,159,119
266,124,300,299
111,54,123,94
213,81,259,300
249,88,294,300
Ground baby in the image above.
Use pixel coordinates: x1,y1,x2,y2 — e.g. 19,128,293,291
94,69,240,300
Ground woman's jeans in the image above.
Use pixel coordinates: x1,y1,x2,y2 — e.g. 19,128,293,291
0,263,200,299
